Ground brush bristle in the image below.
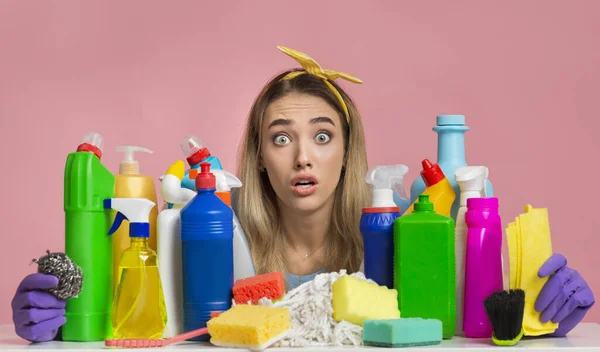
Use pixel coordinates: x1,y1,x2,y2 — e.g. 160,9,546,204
105,338,165,348
483,289,525,342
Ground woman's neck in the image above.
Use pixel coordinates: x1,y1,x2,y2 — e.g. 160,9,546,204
278,195,334,274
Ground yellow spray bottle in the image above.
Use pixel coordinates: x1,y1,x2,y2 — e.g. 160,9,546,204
105,198,167,340
112,146,159,293
404,159,456,217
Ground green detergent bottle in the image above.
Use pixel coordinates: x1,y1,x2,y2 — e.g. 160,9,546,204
394,194,456,339
63,132,115,341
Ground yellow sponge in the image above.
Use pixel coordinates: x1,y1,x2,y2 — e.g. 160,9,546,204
332,275,400,326
207,304,291,350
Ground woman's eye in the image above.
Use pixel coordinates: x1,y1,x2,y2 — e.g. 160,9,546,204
274,135,291,145
315,132,331,144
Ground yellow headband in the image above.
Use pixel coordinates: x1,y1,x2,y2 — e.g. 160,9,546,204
277,45,363,122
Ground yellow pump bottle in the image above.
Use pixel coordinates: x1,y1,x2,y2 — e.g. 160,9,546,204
112,146,159,293
404,159,456,217
106,198,167,339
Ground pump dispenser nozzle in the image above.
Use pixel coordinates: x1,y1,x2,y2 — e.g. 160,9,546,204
115,146,153,175
365,164,409,208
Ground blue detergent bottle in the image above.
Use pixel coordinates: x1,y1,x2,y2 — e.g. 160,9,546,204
360,164,408,289
409,115,494,221
180,162,233,341
180,135,223,191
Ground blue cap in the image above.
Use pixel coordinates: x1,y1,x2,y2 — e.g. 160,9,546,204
436,115,465,126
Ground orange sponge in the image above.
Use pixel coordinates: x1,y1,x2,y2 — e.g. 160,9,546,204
233,271,285,304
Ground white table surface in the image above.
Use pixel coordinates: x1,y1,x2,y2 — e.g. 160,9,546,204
1,323,600,351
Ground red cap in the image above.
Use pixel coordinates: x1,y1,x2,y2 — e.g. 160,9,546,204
195,162,216,190
77,143,102,160
187,148,211,167
420,159,445,186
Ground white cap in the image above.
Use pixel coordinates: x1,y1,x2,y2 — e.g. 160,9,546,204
366,164,409,207
212,169,242,192
115,146,153,175
455,166,489,206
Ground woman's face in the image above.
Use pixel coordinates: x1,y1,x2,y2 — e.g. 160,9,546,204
260,92,345,214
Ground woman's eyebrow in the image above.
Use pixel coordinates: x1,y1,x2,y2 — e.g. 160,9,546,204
310,116,335,126
268,118,294,129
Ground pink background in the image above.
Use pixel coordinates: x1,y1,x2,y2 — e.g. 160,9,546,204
1,0,599,325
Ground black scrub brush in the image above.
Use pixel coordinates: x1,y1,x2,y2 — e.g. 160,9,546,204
31,250,83,300
483,289,525,346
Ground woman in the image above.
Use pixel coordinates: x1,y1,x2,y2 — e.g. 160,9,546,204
11,46,595,342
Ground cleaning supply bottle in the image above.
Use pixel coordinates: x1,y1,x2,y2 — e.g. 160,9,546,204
180,162,233,341
463,197,503,338
105,197,167,339
403,159,456,217
63,132,115,341
211,169,256,281
394,194,456,339
180,135,223,190
112,146,159,293
454,166,489,336
409,115,494,221
360,164,408,288
157,160,197,338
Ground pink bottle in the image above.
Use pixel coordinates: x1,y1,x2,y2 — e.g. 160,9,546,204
463,197,504,338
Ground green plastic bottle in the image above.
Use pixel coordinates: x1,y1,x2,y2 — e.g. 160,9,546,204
394,194,456,339
63,132,115,341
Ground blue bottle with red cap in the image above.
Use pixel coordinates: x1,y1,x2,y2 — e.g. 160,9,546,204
180,162,233,340
360,165,408,289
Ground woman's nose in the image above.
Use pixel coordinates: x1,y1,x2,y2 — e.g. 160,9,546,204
295,145,312,170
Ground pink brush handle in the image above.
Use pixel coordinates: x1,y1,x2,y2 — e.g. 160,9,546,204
163,327,209,346
105,327,210,348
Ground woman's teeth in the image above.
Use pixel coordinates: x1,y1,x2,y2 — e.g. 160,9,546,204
296,181,314,188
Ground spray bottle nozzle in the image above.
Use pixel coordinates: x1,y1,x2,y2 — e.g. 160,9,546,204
115,146,153,175
455,166,489,206
104,198,156,238
365,164,409,208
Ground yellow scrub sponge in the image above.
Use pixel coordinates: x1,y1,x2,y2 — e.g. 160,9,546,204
207,304,291,350
332,275,400,326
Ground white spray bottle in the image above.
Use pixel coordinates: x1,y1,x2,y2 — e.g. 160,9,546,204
157,160,196,338
211,169,256,281
454,166,488,336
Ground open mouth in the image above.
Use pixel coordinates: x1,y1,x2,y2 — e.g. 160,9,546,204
294,180,316,188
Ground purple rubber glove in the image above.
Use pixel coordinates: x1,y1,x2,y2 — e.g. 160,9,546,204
11,273,66,342
535,253,595,337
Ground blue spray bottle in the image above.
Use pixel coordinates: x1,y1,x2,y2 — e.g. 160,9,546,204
360,164,408,288
180,162,233,341
409,115,494,221
180,135,223,191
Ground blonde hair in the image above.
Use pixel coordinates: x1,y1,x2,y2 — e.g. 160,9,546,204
234,70,371,276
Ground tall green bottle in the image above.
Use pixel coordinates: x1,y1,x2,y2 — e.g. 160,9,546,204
394,194,456,339
63,132,115,341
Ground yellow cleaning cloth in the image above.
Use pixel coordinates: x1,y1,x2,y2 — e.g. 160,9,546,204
506,204,558,336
